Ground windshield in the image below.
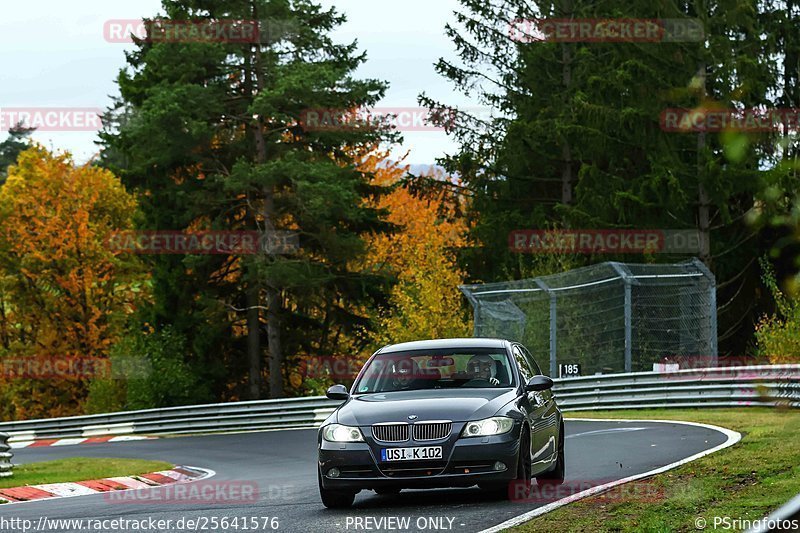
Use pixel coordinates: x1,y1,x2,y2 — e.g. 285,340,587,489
352,348,515,393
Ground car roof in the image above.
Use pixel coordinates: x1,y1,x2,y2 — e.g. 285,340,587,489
378,337,511,354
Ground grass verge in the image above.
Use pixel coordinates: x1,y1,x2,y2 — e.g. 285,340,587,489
513,408,800,532
0,457,173,490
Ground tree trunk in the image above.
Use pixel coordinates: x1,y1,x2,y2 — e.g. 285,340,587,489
696,63,711,267
560,0,573,207
242,31,262,400
251,0,284,398
246,286,261,399
697,179,711,266
266,285,284,397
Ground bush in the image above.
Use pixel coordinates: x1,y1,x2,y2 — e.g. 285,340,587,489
754,257,800,364
86,326,211,413
0,345,89,420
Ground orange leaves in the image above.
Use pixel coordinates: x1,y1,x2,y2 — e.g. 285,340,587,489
360,154,471,344
0,145,143,365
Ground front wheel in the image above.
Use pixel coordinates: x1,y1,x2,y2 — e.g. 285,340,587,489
536,422,565,485
480,426,532,500
318,471,356,509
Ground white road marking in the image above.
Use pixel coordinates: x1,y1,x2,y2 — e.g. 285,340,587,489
565,427,649,439
479,418,742,533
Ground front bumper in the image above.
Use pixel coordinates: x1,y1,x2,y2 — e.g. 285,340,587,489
318,424,521,491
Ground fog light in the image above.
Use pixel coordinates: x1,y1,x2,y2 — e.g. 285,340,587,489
328,468,341,478
493,461,507,472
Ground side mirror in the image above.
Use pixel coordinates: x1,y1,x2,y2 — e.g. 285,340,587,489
326,384,350,400
525,375,553,392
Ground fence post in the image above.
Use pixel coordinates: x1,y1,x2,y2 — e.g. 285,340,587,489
0,432,13,478
535,279,557,377
710,284,718,359
691,257,718,362
610,263,633,372
459,285,481,337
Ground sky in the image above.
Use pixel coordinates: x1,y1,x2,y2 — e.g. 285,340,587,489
0,0,470,164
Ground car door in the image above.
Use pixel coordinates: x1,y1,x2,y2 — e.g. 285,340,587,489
511,344,550,467
518,344,559,465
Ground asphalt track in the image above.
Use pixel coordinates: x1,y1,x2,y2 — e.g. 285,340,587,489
2,420,733,533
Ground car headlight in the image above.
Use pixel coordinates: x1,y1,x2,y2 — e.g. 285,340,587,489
323,423,364,442
461,416,515,437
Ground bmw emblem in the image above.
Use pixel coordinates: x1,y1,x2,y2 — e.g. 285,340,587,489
408,414,418,420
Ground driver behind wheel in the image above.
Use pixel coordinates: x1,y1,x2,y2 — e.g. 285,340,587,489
390,357,420,389
466,354,500,385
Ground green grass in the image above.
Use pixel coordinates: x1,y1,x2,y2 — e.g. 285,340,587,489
0,457,173,490
513,408,800,533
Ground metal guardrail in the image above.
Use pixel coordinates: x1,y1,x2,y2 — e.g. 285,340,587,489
748,491,800,532
552,364,800,411
0,432,13,477
0,396,340,443
0,365,796,444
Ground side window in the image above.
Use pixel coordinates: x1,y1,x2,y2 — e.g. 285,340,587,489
512,345,534,383
518,345,542,375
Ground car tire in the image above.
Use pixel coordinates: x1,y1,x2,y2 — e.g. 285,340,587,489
536,421,565,485
318,471,356,509
480,426,532,500
374,488,401,496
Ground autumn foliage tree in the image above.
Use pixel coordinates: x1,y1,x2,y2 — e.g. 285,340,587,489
285,154,472,396
0,146,142,419
755,258,800,364
364,156,472,345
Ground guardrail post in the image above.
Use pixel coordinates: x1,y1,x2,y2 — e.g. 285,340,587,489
0,432,13,478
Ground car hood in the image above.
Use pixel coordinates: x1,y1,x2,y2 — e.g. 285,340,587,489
335,388,517,426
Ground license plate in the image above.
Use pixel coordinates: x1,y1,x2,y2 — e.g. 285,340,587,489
381,446,443,461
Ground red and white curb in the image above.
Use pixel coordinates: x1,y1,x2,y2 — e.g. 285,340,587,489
10,435,156,449
0,465,213,504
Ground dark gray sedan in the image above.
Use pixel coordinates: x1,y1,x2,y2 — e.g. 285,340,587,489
317,338,565,508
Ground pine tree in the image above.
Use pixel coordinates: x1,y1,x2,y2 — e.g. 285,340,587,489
100,0,396,398
422,0,796,355
0,123,35,185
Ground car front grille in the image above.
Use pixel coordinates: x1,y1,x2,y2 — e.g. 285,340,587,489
372,423,409,442
412,421,452,441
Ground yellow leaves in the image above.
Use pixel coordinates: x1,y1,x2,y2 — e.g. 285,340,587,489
754,312,800,364
0,145,145,367
361,154,471,345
